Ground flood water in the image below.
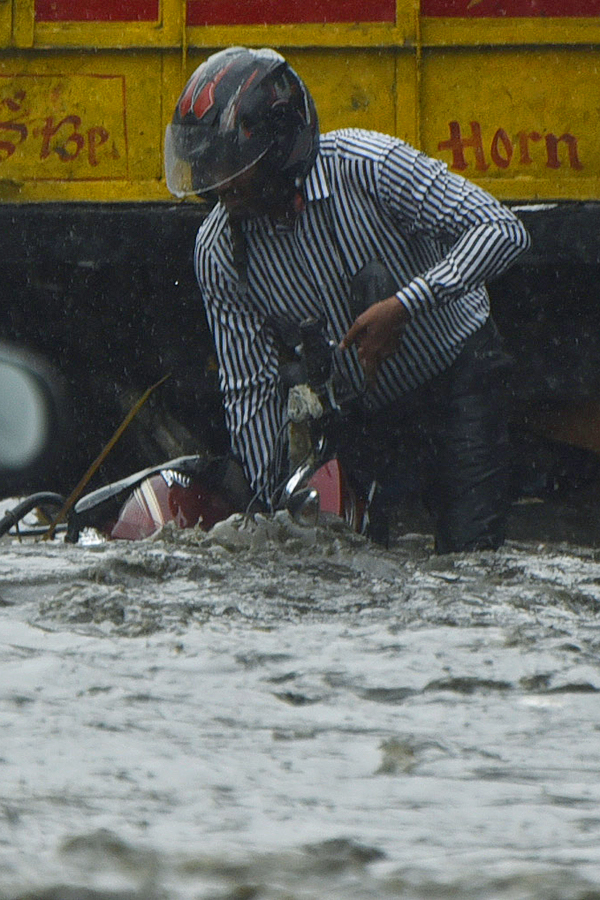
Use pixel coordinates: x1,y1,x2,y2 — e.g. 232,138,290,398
1,499,600,900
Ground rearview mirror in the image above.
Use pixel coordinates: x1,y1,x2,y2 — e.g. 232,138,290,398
0,343,63,481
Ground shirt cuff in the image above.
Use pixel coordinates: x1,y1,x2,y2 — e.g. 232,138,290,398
395,276,436,317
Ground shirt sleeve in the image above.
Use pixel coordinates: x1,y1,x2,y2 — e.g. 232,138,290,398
196,251,286,507
377,140,531,317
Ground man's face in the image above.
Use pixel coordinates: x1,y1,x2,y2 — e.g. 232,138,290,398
216,165,292,221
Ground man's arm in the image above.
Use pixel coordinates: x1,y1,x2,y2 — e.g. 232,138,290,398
202,285,285,506
379,140,531,313
341,140,530,381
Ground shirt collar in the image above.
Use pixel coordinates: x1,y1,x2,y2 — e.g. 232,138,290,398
303,151,330,203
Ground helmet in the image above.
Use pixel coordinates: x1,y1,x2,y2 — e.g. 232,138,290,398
164,46,319,198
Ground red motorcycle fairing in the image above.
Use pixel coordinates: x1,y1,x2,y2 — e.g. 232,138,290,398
108,468,237,540
107,459,362,541
307,459,363,530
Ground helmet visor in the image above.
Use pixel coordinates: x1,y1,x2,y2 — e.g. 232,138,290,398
164,124,195,197
165,123,272,198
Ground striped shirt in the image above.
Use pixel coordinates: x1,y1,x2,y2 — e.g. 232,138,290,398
194,128,530,503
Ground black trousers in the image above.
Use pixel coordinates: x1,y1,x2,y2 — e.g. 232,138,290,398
332,318,513,553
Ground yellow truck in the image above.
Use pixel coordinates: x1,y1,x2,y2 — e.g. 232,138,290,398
1,0,599,491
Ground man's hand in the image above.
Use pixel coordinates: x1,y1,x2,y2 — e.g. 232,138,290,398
340,295,410,386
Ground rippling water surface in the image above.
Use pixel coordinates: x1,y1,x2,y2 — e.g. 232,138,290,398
1,508,600,900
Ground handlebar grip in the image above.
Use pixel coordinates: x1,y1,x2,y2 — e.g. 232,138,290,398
299,317,333,389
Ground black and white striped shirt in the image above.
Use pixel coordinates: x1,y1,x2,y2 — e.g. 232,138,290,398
194,128,530,502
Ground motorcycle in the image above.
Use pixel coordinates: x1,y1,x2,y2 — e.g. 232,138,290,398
0,316,373,543
0,262,397,543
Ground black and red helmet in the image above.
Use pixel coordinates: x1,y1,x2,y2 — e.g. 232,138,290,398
165,47,319,198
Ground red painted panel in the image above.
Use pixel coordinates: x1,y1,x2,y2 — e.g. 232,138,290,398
309,461,344,517
36,0,159,21
187,0,396,25
421,0,600,15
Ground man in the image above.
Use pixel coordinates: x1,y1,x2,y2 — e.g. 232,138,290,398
164,46,530,552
